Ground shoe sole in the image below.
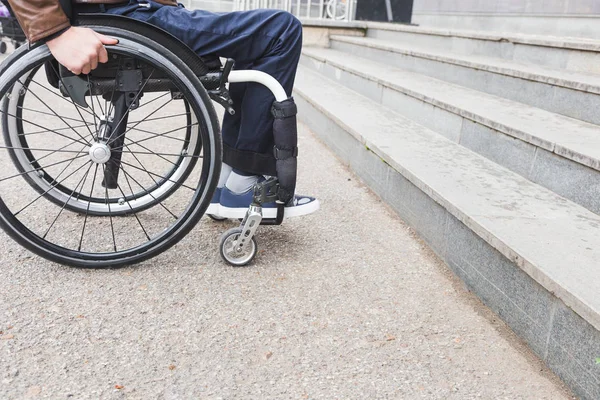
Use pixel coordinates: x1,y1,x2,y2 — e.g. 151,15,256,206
216,199,320,219
206,203,220,215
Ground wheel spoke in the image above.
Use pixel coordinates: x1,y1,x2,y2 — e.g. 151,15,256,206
20,123,93,136
42,162,94,239
17,107,95,125
125,126,188,144
120,159,197,191
128,112,189,124
0,154,88,183
122,141,171,183
28,78,95,119
123,138,179,167
1,109,90,147
16,78,92,146
91,80,105,118
78,164,99,251
121,120,198,147
120,158,138,199
121,150,202,159
14,147,90,216
87,75,100,137
0,145,84,154
118,163,178,220
103,162,152,242
106,69,157,146
101,164,117,252
134,91,170,110
108,97,175,149
105,56,122,119
29,139,83,165
48,63,101,141
104,96,108,122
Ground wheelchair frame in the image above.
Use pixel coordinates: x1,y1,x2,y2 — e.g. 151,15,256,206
0,13,301,267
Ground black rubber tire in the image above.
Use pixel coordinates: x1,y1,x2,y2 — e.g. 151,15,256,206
0,29,221,268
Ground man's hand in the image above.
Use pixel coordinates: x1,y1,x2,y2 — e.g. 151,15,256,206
47,27,119,75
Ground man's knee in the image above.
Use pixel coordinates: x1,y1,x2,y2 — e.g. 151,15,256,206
284,12,303,38
265,10,302,39
285,12,303,33
274,11,302,55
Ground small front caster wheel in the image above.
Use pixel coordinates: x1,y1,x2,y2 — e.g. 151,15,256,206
220,227,258,266
0,42,7,54
208,214,227,222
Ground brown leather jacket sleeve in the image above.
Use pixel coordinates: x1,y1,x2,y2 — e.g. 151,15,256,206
6,0,71,43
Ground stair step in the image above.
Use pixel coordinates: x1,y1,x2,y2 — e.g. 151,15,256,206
330,35,600,125
301,46,600,214
294,65,600,334
366,22,600,52
365,22,600,74
410,12,600,40
294,66,600,399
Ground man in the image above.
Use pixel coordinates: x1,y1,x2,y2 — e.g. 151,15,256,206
6,0,319,218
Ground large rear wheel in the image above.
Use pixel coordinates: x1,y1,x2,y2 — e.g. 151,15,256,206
0,32,221,268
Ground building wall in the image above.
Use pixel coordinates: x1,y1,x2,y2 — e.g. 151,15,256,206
411,0,600,38
413,0,600,15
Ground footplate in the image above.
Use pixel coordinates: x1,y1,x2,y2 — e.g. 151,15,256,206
251,176,285,225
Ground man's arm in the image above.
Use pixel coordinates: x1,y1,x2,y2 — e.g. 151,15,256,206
6,0,70,43
6,0,118,74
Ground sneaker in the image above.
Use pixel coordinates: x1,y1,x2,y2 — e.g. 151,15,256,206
219,186,320,219
205,187,222,216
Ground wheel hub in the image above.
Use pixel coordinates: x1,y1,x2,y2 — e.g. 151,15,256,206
88,142,112,164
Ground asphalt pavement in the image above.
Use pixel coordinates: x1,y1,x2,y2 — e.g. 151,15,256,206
0,47,574,399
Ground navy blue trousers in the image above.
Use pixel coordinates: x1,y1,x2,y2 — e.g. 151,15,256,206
104,1,303,174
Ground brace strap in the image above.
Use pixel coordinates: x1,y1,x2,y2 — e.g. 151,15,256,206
273,146,298,160
223,143,277,176
271,98,298,119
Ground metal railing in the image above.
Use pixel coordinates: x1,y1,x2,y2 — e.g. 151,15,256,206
233,0,356,22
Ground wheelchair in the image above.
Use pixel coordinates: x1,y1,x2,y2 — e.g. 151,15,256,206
0,13,301,268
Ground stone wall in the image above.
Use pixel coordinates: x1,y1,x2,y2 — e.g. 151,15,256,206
413,0,600,15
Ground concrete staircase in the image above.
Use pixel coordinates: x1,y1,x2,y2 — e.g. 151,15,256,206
295,22,600,399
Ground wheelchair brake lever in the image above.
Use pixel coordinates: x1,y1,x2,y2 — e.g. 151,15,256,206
208,58,236,115
219,58,235,90
208,90,235,115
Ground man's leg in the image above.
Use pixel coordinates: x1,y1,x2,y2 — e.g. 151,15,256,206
107,3,301,164
105,2,318,217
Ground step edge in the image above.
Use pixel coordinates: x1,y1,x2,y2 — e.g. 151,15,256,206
300,18,368,29
365,21,600,52
301,48,600,172
329,35,600,95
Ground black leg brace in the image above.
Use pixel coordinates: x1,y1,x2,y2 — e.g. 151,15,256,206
271,97,298,205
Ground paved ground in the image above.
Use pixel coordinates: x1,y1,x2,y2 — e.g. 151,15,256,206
0,48,574,399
